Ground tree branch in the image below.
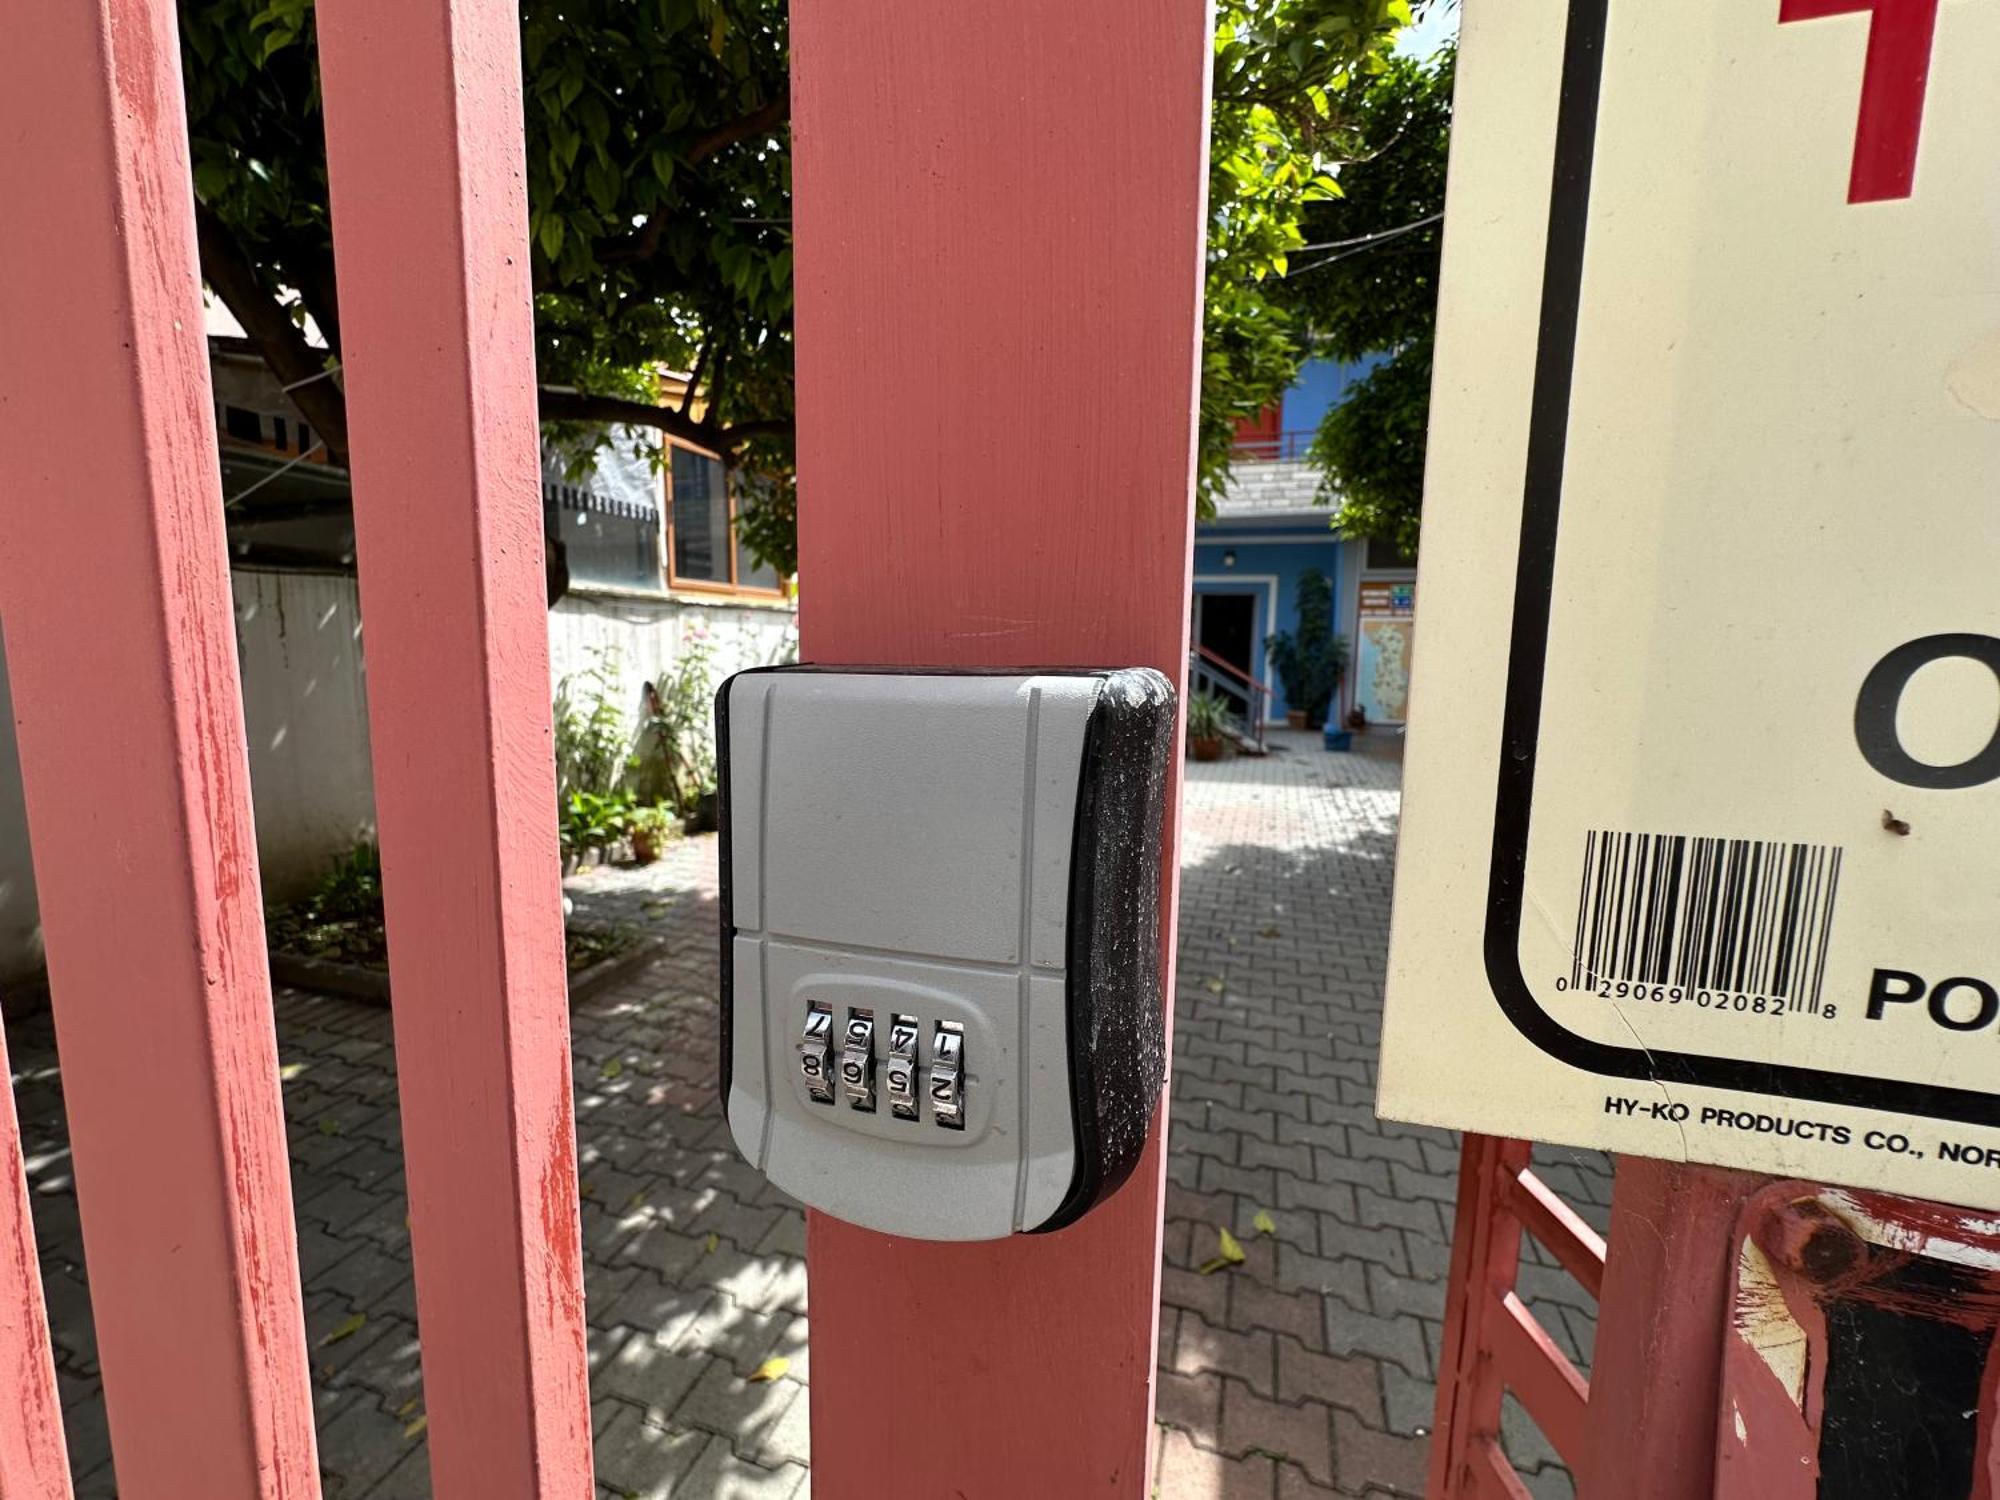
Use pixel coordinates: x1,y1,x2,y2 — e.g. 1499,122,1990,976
195,203,351,468
687,95,790,167
537,387,737,452
200,211,785,475
679,337,712,416
285,240,344,358
714,418,790,446
604,95,791,264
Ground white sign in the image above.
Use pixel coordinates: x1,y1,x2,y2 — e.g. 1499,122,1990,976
1380,0,2000,1204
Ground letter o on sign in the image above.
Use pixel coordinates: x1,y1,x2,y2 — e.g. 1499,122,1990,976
1854,634,2000,789
1928,977,2000,1034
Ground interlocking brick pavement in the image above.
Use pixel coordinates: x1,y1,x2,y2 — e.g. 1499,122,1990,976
6,730,1610,1497
8,837,809,1500
1158,732,1612,1499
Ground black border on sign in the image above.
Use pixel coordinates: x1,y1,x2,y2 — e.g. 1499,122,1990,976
1483,0,2000,1127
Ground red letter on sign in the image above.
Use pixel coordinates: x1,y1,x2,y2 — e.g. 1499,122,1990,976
1780,0,1942,203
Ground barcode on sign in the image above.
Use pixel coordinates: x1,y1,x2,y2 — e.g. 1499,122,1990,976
1571,832,1844,1011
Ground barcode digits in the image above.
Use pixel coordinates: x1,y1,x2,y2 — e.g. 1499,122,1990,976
1571,832,1842,1012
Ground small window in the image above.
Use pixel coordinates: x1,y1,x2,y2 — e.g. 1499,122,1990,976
552,502,664,595
1365,537,1417,571
223,405,264,444
670,447,730,583
667,444,787,597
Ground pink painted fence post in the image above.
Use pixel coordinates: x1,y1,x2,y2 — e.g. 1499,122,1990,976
316,1,594,1493
1576,1158,1764,1500
788,0,1212,1490
0,2,321,1495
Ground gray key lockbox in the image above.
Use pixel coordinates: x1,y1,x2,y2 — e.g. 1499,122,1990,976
717,666,1175,1240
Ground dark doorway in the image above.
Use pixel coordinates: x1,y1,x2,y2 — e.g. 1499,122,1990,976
1194,592,1256,720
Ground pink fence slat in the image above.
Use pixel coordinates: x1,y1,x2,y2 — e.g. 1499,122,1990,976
1493,1290,1589,1463
1431,1136,1533,1500
0,1021,71,1498
0,3,321,1495
1578,1158,1764,1500
790,0,1210,1490
316,0,593,1492
1473,1439,1538,1500
1503,1164,1607,1299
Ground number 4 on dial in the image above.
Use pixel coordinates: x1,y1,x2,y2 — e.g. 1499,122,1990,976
1780,0,1942,203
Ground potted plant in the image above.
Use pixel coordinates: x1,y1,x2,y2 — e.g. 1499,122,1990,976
1186,691,1232,762
1265,569,1351,731
628,804,674,865
559,788,638,873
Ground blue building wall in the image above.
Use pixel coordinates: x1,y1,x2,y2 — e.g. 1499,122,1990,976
1281,354,1387,437
1191,526,1346,721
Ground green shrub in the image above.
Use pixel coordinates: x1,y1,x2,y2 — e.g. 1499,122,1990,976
635,627,718,816
554,648,629,804
1265,569,1350,729
1186,690,1233,740
560,788,639,857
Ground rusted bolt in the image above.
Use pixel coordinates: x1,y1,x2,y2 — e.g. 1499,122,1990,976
1753,1196,1866,1283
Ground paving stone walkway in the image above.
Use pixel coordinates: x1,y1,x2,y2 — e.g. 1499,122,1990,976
7,730,1611,1497
1158,732,1611,1499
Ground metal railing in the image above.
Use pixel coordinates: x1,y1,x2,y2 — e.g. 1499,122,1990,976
1188,645,1273,752
1229,428,1317,462
1430,1135,1605,1499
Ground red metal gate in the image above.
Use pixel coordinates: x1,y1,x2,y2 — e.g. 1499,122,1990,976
1432,1141,2000,1500
1429,1136,1605,1498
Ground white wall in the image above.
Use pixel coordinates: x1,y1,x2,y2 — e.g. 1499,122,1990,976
546,592,797,722
0,572,794,981
233,569,378,894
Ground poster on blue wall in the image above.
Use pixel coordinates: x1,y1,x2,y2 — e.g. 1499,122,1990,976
1355,580,1414,724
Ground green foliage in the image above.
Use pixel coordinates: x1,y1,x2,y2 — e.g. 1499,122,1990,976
1186,690,1234,740
185,0,1439,563
554,649,630,803
1263,568,1350,727
296,839,381,925
729,460,799,581
264,838,383,962
560,787,641,857
515,0,791,420
181,2,333,308
182,0,795,549
1198,0,1418,510
1309,339,1430,555
633,628,718,815
1280,46,1453,550
628,803,676,839
266,835,637,969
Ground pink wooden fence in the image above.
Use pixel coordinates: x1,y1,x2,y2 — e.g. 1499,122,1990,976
1,4,323,1494
790,1,1208,1490
0,0,591,1493
317,0,594,1491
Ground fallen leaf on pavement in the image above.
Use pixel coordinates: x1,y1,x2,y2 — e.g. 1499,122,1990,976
321,1312,367,1347
1198,1225,1248,1275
